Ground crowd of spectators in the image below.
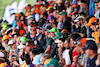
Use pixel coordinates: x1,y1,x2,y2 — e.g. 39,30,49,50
0,0,100,67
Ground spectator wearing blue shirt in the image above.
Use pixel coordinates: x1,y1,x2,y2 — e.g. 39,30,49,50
82,40,98,67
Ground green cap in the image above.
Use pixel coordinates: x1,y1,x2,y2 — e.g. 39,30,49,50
46,6,53,11
48,28,59,33
55,32,63,39
59,11,67,16
20,36,27,42
44,58,59,67
2,23,7,30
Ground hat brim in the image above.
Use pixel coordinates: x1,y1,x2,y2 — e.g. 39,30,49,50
55,36,60,39
74,19,79,22
54,39,61,43
46,18,49,21
17,43,26,49
82,47,88,50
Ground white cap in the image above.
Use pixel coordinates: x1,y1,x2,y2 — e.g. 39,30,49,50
26,15,33,20
0,52,4,57
8,40,14,45
17,43,26,49
54,39,61,43
74,16,84,22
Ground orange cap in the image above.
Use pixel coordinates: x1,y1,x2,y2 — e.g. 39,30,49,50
87,17,98,26
15,13,19,17
35,8,40,14
0,63,8,67
61,29,68,33
2,35,9,40
80,38,87,47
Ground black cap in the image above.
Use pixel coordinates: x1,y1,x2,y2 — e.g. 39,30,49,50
82,40,98,51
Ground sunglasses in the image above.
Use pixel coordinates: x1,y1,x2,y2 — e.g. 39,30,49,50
96,5,98,6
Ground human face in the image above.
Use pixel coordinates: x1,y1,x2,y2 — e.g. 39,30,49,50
4,39,9,44
77,21,80,25
95,2,100,10
37,29,42,34
40,56,47,64
57,40,64,48
75,46,82,53
84,22,89,29
65,3,70,7
90,25,96,31
64,40,69,48
71,15,75,20
30,52,34,61
45,31,49,36
50,32,55,38
72,4,78,8
49,19,54,23
97,48,100,59
70,38,75,47
85,49,92,57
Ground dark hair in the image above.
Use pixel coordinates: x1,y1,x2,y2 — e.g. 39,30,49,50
70,32,81,41
81,0,86,3
28,4,31,7
59,38,65,42
49,8,54,13
85,15,94,23
80,12,86,17
31,48,44,55
65,38,70,44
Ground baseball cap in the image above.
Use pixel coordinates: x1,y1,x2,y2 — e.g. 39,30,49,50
20,36,27,43
70,11,80,15
2,35,9,40
5,27,13,35
32,54,41,65
82,40,98,51
54,39,61,43
11,32,16,37
86,17,98,26
55,32,63,39
74,37,87,47
40,53,51,57
74,16,84,22
0,52,4,57
2,23,7,30
46,15,54,21
0,63,8,67
3,65,10,67
17,43,26,49
8,40,14,45
61,29,68,33
44,23,52,30
59,11,67,16
44,58,59,67
48,28,59,33
71,1,77,5
26,15,33,20
46,6,53,11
